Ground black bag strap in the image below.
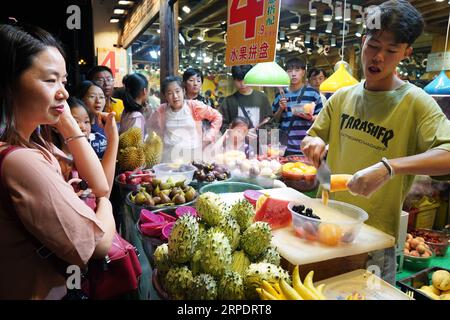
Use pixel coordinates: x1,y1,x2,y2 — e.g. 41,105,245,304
235,94,255,129
284,85,307,135
0,145,70,278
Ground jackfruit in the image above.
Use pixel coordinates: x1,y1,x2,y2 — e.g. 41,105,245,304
144,131,163,168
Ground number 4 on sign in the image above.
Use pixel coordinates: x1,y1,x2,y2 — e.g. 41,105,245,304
100,51,119,77
229,0,264,39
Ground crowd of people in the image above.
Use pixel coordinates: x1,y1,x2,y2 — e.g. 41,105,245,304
1,0,450,300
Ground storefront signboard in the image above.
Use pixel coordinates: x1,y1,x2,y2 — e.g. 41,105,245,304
225,0,281,66
97,47,128,85
426,52,450,72
121,0,159,48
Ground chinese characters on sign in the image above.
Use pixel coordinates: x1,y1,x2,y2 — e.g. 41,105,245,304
226,0,281,66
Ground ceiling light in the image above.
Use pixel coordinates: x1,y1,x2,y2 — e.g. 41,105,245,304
331,35,336,47
190,52,196,58
279,30,286,41
114,8,126,15
326,21,333,33
355,15,363,25
290,23,298,30
309,1,317,16
305,32,311,44
290,11,301,30
182,6,191,14
118,1,134,5
157,29,160,33
309,17,316,30
178,17,182,21
335,1,343,20
110,18,120,23
244,62,290,87
149,50,157,59
344,4,351,21
323,8,333,22
356,25,364,37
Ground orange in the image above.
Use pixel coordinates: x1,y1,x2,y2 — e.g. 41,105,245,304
318,223,342,246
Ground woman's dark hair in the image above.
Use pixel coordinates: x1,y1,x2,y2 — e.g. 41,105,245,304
365,0,424,46
0,24,65,148
230,116,250,129
161,76,183,95
182,68,204,83
86,65,113,81
75,80,103,100
123,73,148,113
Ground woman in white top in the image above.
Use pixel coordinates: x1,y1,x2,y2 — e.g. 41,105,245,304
119,73,149,138
148,76,222,163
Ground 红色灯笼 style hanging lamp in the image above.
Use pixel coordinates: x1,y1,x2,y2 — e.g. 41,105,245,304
424,7,450,97
320,0,359,93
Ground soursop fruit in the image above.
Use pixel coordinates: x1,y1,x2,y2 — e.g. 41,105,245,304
190,274,218,300
119,127,143,149
230,250,251,277
244,263,291,300
200,230,232,277
217,271,245,300
168,214,199,264
240,222,272,259
217,216,241,251
164,266,194,300
255,246,281,266
229,199,255,231
153,243,171,273
117,146,146,171
143,131,163,167
190,249,202,275
196,192,227,227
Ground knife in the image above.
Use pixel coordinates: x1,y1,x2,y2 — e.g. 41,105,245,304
317,158,331,192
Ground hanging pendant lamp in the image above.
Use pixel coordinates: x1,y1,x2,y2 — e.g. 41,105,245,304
319,0,359,93
424,9,450,97
320,63,359,93
243,61,290,87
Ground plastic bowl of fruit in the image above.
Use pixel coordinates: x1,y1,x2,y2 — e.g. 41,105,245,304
288,200,368,246
411,229,449,257
281,160,318,191
403,253,434,271
153,163,197,185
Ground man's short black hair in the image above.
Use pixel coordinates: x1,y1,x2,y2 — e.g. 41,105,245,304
86,65,113,80
308,68,327,79
365,0,424,46
231,65,253,80
285,58,306,70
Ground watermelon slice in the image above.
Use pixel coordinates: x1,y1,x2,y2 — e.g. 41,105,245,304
161,222,175,241
243,190,264,207
140,222,165,237
175,206,198,218
140,209,165,224
254,196,292,229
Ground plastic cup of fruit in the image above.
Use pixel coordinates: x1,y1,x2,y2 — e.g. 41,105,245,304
287,200,369,246
281,160,318,192
153,163,196,184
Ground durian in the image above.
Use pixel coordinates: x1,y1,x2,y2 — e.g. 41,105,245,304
119,127,143,149
117,146,145,171
144,131,163,168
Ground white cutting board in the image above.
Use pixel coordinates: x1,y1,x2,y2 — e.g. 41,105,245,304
220,187,395,266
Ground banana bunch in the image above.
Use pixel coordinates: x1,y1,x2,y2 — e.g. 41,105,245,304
256,266,327,300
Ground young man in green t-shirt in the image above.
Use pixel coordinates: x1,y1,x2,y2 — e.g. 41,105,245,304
301,0,450,284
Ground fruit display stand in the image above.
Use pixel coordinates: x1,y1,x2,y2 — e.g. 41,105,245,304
220,187,395,282
396,248,450,282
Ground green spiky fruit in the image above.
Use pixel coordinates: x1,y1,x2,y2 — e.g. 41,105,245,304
200,230,232,277
119,127,143,149
255,246,281,266
229,199,255,231
168,214,199,264
240,222,272,259
196,192,227,227
190,249,202,276
153,243,171,272
230,250,251,277
117,146,146,171
241,221,272,260
217,216,240,251
144,131,163,167
244,263,291,300
164,266,194,300
190,274,218,300
217,271,245,300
